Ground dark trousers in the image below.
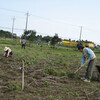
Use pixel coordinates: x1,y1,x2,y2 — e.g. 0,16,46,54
5,51,13,57
22,44,25,49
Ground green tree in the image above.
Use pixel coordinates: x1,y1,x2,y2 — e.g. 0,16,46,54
22,30,36,41
36,35,42,41
0,30,13,38
42,36,52,43
51,34,62,46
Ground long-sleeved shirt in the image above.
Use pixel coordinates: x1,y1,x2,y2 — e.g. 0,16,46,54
81,47,96,66
21,39,26,44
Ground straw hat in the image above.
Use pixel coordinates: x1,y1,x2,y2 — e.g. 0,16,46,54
4,47,8,51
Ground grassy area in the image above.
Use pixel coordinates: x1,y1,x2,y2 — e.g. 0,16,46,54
0,40,100,100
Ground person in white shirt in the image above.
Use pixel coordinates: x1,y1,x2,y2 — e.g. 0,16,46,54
21,39,26,49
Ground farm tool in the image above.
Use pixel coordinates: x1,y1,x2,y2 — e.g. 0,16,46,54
74,61,89,73
74,65,84,73
74,61,88,73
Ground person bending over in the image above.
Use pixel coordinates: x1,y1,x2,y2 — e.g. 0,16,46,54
4,47,13,57
77,45,96,82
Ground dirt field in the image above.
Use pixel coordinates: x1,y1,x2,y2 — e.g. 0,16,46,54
0,46,100,100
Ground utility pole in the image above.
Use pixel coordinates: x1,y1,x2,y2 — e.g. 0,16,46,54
12,17,15,39
79,26,82,42
25,11,29,31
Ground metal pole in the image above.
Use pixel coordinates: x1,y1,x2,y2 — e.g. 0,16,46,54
22,60,24,90
79,26,82,42
25,12,29,31
12,17,15,39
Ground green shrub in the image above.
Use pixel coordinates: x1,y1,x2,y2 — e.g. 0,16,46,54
67,73,78,79
57,70,67,77
44,68,57,76
44,68,67,77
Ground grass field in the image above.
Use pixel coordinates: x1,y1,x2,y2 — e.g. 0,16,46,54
0,42,100,100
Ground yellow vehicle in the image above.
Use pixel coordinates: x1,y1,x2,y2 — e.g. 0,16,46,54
62,41,94,48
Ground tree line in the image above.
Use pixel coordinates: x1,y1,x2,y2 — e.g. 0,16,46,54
0,29,94,46
0,30,17,38
21,30,62,46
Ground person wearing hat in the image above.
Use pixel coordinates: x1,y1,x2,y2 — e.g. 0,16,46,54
77,45,96,82
4,47,13,57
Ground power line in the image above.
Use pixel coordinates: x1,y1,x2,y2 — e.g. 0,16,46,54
0,7,80,28
0,26,50,35
31,14,80,28
0,8,25,14
83,26,100,34
0,25,97,42
0,7,100,34
37,32,53,36
0,26,24,31
0,7,100,41
0,26,54,37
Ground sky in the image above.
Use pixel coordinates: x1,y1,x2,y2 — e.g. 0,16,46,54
0,0,100,44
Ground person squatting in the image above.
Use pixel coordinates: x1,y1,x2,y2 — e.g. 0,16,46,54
4,47,13,57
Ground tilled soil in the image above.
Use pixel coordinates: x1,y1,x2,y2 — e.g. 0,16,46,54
0,56,100,100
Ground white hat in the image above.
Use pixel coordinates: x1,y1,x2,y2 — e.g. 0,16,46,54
4,47,8,51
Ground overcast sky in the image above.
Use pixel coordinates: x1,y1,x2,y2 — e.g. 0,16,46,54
0,0,100,44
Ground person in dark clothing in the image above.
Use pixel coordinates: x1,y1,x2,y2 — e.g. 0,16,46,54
21,39,26,49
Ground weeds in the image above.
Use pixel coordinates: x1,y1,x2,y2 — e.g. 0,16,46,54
44,67,68,77
96,88,100,92
7,81,22,91
63,88,79,97
67,72,78,79
44,81,49,86
0,43,100,99
44,68,58,76
46,95,55,100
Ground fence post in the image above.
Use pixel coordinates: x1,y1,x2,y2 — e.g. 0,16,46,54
22,60,24,90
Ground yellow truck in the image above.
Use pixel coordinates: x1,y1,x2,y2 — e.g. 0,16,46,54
62,41,94,48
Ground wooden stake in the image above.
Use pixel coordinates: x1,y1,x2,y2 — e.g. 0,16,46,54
22,60,24,90
84,90,89,100
74,66,83,73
